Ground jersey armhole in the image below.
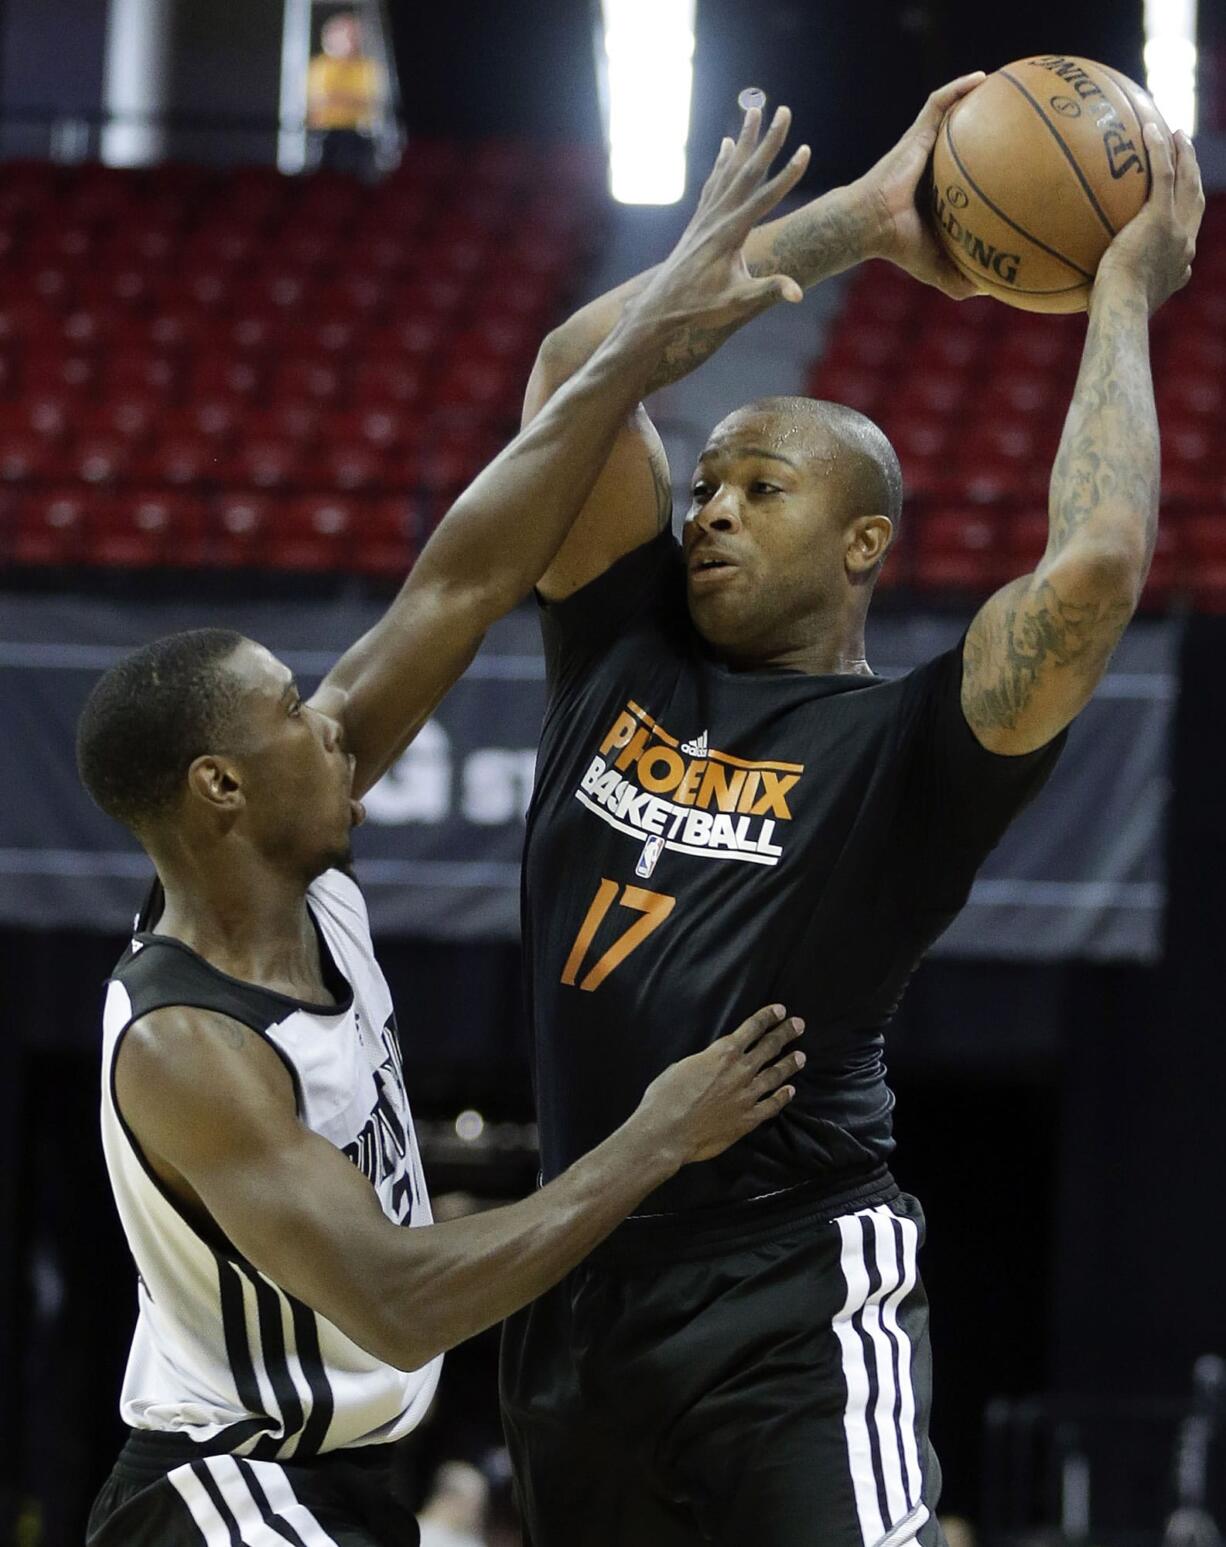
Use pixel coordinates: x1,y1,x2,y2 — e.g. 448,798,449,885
107,1003,305,1264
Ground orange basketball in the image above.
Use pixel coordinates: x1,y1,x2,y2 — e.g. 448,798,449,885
929,55,1170,313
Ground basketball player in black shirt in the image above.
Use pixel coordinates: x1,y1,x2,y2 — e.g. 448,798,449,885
500,93,1204,1544
77,125,818,1547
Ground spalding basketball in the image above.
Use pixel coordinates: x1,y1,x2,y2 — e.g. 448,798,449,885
929,55,1170,313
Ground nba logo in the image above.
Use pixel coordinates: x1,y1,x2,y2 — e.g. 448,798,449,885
636,836,664,879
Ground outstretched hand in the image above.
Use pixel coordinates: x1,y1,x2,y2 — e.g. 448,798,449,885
1096,119,1203,313
628,105,812,343
852,71,986,299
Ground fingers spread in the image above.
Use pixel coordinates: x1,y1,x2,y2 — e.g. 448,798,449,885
748,1083,796,1127
752,1048,806,1100
748,1016,805,1071
739,142,811,228
729,1003,787,1052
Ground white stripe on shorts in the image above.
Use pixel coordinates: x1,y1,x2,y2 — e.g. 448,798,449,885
833,1205,930,1547
166,1455,341,1547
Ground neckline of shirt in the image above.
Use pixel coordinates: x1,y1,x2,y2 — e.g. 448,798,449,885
133,898,355,1018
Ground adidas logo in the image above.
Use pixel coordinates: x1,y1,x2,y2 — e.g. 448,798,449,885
681,730,709,757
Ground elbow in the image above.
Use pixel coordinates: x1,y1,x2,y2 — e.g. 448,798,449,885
1041,539,1147,609
363,1302,442,1374
385,1335,440,1374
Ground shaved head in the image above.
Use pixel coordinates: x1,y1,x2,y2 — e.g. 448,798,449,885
725,396,902,534
683,394,905,667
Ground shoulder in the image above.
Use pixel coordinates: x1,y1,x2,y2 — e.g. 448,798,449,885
119,1004,294,1109
117,1006,298,1162
539,529,685,661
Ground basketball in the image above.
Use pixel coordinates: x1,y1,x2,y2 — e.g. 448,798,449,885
929,55,1170,313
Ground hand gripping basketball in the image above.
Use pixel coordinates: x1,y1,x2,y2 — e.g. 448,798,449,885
1096,124,1204,314
628,106,812,336
634,1004,806,1167
852,72,987,300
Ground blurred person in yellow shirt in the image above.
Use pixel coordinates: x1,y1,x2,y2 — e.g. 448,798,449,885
308,10,380,174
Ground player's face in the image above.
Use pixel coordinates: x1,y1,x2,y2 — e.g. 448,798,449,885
682,410,853,660
219,642,362,878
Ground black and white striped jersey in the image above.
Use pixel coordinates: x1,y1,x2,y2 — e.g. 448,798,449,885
99,867,442,1460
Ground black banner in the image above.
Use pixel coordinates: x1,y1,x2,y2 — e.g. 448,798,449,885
1,594,1176,959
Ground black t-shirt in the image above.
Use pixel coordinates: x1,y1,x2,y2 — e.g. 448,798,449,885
523,532,1064,1212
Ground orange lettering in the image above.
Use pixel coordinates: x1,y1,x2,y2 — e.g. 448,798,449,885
614,725,651,772
736,770,762,813
674,760,706,806
599,710,638,758
638,746,685,794
748,771,799,819
698,763,746,812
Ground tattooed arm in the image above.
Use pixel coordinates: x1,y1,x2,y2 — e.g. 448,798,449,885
533,76,984,602
961,124,1202,756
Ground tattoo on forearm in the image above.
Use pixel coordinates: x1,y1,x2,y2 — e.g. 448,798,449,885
1048,285,1158,560
649,446,673,531
964,282,1157,740
747,195,875,290
644,317,743,395
963,575,1132,734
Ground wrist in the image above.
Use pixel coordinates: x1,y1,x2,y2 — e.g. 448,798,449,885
842,175,893,262
617,1107,685,1187
1090,258,1152,318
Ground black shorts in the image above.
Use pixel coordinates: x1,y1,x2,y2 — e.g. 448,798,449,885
86,1429,419,1547
500,1174,946,1547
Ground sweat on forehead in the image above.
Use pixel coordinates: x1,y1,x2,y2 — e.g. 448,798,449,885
706,396,903,524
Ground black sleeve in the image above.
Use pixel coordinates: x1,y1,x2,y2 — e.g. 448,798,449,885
537,531,684,699
894,641,1067,915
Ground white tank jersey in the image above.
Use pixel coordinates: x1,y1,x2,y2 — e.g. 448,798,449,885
99,866,443,1460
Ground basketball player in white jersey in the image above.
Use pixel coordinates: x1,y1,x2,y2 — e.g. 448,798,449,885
75,116,815,1547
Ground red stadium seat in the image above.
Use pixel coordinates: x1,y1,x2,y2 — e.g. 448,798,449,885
271,356,342,404
0,429,56,485
81,396,161,443
211,492,273,567
328,406,417,453
1139,521,1180,608
265,495,356,570
105,347,181,396
310,442,386,493
224,436,302,492
913,507,1005,593
136,432,223,487
70,432,133,486
805,364,886,418
13,489,88,565
242,404,322,443
352,495,416,577
1180,516,1226,612
85,491,207,567
352,358,426,407
1005,508,1052,573
191,354,264,400
23,348,97,395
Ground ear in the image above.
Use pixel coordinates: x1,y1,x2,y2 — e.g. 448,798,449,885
186,755,244,816
846,514,893,576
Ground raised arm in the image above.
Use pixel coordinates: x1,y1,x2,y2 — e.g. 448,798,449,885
314,120,810,797
961,123,1203,756
115,1003,803,1371
528,77,985,603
